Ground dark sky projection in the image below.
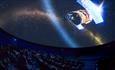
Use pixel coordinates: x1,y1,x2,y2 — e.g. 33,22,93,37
0,0,114,48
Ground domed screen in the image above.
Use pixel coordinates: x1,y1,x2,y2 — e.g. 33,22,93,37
0,0,114,48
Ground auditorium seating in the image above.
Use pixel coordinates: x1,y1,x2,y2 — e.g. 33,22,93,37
0,46,84,70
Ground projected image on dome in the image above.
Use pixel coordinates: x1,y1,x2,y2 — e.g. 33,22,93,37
0,0,114,48
66,0,104,30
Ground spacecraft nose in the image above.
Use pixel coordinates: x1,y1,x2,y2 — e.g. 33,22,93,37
66,12,81,25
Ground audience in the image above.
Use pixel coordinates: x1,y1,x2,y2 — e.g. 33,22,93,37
0,46,84,70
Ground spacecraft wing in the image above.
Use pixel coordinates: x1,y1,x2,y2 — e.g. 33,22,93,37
77,0,104,24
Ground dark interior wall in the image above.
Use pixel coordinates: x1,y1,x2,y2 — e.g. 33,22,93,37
98,56,115,70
